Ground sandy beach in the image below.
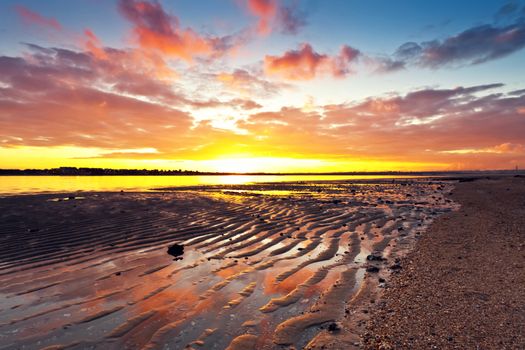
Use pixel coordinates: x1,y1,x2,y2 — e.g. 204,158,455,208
0,179,458,349
363,176,525,349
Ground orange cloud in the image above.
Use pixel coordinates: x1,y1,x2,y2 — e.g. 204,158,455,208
118,0,210,61
83,29,107,60
118,0,243,61
491,143,525,154
15,5,62,31
264,44,360,80
1,43,524,170
443,143,525,155
232,84,525,169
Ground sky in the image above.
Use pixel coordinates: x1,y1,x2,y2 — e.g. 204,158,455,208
0,0,525,172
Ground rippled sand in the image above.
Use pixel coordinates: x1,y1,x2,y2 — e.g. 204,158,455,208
0,180,457,349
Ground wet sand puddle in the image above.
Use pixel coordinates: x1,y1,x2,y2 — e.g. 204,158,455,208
0,180,457,349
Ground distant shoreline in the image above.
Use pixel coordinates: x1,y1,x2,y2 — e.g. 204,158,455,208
0,167,523,177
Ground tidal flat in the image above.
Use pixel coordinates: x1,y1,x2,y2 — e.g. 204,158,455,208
0,179,457,349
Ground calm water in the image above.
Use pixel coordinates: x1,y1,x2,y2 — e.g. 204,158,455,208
0,175,423,195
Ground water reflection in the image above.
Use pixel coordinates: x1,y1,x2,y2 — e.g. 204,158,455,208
0,174,423,196
0,179,457,350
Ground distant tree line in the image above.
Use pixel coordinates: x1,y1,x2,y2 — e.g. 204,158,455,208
0,167,522,176
0,167,215,176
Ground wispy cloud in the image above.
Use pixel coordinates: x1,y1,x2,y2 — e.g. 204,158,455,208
15,5,62,31
441,143,525,154
215,68,287,96
392,6,525,68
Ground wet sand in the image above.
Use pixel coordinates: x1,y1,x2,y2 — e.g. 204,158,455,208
0,180,457,349
363,176,525,349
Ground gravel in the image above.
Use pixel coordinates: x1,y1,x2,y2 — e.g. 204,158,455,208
362,176,525,349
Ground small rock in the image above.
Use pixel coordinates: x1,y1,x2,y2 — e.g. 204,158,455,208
390,263,402,271
366,266,380,273
167,243,184,258
327,322,341,332
366,253,384,261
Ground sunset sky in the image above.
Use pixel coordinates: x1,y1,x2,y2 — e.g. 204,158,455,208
1,0,525,172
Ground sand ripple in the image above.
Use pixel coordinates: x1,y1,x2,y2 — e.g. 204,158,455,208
0,179,457,349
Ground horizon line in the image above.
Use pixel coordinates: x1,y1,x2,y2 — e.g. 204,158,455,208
0,167,523,176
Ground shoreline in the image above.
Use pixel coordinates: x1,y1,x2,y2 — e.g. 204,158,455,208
362,176,525,349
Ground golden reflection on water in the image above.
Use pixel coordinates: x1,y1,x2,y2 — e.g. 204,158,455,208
0,175,422,195
0,179,458,349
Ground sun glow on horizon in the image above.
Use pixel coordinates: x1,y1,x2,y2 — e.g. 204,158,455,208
199,156,331,173
0,146,456,173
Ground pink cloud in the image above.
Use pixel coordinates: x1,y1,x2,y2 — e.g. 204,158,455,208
264,43,360,80
247,0,276,35
245,0,306,35
15,5,62,31
331,45,361,77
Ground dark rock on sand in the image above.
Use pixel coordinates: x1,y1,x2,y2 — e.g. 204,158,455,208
328,322,342,332
366,253,384,261
389,263,402,271
167,243,184,258
366,266,380,273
